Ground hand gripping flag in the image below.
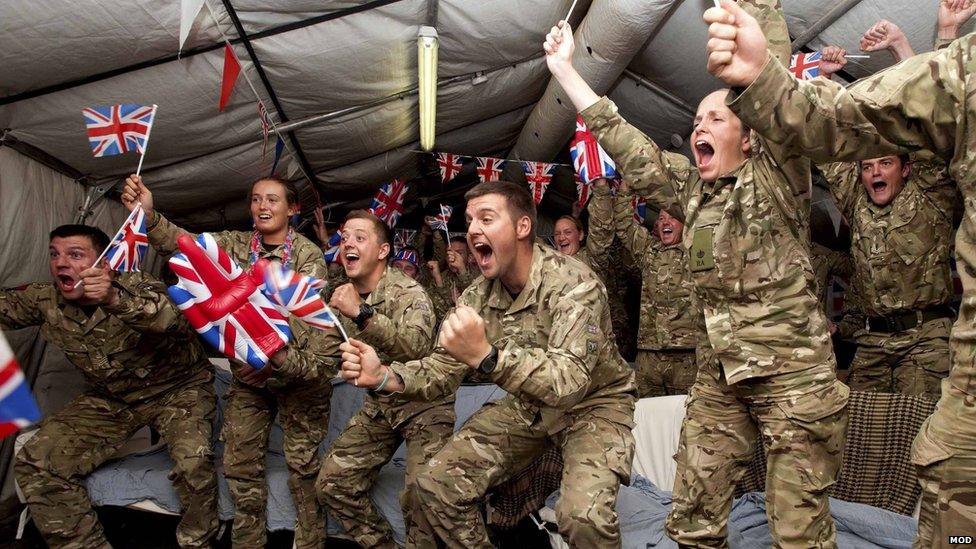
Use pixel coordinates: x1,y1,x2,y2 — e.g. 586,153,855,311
522,161,556,205
570,116,618,184
475,157,506,183
436,153,466,183
263,261,345,335
0,332,41,440
369,179,409,227
323,228,342,264
105,206,149,272
167,233,290,370
789,51,822,80
82,104,156,157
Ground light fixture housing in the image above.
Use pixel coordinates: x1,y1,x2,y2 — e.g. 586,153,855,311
417,25,439,151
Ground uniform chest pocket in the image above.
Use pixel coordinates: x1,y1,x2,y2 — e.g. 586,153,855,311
887,207,932,266
688,222,742,290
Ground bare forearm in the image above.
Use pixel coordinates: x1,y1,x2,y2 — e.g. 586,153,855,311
549,64,601,113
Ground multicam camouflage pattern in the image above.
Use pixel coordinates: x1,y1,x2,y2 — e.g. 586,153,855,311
809,242,852,316
146,211,335,549
390,243,636,547
820,157,955,396
2,273,218,548
666,357,849,547
317,266,446,548
726,32,976,547
633,349,698,398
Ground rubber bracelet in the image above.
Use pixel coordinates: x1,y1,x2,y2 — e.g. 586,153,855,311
374,367,391,393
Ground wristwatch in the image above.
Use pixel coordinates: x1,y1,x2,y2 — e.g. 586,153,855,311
477,345,499,375
353,303,375,329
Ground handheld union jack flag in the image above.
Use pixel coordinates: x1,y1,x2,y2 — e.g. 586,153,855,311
426,204,453,232
82,104,157,157
263,261,347,339
394,229,417,252
633,196,647,223
323,228,342,264
437,153,467,183
522,161,556,205
105,206,149,272
570,116,617,184
0,332,41,440
167,233,290,370
369,179,409,228
475,157,506,183
789,51,822,80
575,175,592,208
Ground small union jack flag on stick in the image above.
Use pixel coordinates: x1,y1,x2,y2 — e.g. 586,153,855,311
369,179,409,228
0,331,41,440
82,104,158,176
263,261,348,340
789,51,822,80
101,205,149,272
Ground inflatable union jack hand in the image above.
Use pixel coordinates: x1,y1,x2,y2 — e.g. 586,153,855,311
167,233,291,370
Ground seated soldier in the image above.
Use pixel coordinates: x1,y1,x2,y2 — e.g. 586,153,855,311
340,180,637,547
611,179,700,397
1,225,218,548
317,210,446,548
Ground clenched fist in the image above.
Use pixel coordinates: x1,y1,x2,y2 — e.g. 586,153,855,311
439,305,492,368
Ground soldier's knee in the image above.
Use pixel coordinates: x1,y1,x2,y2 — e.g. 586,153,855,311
415,469,453,509
554,490,615,543
315,458,346,506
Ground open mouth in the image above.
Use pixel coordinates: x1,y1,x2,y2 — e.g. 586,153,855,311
557,240,571,252
343,250,360,270
871,180,888,193
472,241,493,267
56,273,78,291
257,213,273,222
662,227,674,235
694,140,715,169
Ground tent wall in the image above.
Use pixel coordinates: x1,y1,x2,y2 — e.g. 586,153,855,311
0,145,162,501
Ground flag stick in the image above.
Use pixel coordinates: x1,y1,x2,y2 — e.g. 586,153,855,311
134,105,158,177
89,203,141,269
712,0,721,8
440,205,451,244
844,54,870,59
563,0,579,22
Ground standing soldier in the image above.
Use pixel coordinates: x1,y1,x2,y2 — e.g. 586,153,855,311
339,180,636,548
703,0,976,543
612,178,700,397
317,210,446,549
4,224,218,548
122,174,334,549
546,0,849,545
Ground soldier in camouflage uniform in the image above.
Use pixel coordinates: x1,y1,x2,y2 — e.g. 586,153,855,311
339,180,636,548
122,174,335,548
815,49,957,399
3,224,218,549
316,210,446,549
704,0,976,544
607,178,700,397
547,1,849,545
425,234,477,323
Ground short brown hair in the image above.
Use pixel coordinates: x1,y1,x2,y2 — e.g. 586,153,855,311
555,215,584,233
464,180,536,238
250,176,300,207
344,209,392,247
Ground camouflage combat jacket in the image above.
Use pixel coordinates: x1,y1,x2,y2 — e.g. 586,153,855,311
726,34,976,445
338,266,440,428
147,211,338,386
820,157,957,317
390,244,636,434
612,188,698,351
0,272,212,403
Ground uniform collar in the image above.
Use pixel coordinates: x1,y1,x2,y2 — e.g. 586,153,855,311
364,266,391,307
57,292,108,333
487,243,547,314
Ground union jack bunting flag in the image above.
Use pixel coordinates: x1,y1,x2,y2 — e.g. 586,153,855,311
475,156,506,183
105,206,149,272
633,195,647,223
437,153,467,183
570,116,617,183
263,261,340,331
789,50,822,80
575,175,592,208
369,179,409,228
167,234,291,370
522,161,556,205
0,331,41,440
82,104,156,157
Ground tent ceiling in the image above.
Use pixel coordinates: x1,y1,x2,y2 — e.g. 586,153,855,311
1,0,970,230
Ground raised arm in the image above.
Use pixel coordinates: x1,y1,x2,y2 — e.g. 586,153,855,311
937,0,976,50
584,179,613,272
613,183,654,271
860,20,915,62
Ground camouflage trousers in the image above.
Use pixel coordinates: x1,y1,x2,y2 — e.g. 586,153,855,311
666,359,849,548
911,380,976,548
634,348,698,398
222,377,332,549
16,374,218,549
317,402,455,548
413,396,635,548
849,317,951,399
